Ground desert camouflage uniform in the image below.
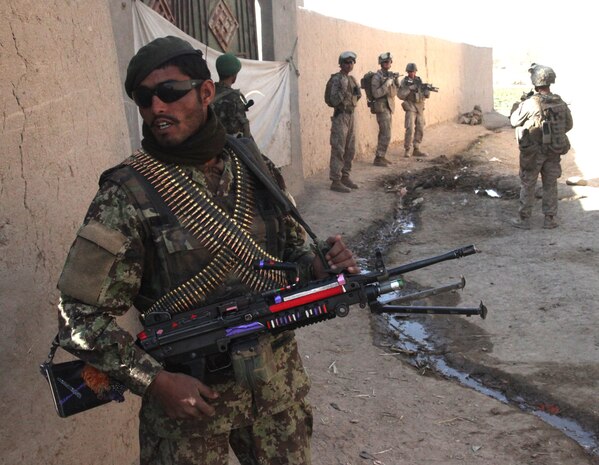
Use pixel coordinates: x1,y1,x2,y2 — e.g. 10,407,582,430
371,70,399,159
510,92,573,219
398,76,430,153
213,82,252,138
57,142,314,465
459,105,483,125
328,72,360,181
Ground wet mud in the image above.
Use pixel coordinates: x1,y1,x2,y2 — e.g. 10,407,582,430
346,152,599,457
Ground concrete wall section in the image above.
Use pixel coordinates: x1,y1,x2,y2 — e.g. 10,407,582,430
296,9,493,177
0,2,139,464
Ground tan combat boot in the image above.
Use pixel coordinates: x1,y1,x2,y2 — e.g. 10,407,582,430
373,157,391,166
511,216,531,230
341,176,359,189
413,147,428,157
543,215,558,229
330,180,351,193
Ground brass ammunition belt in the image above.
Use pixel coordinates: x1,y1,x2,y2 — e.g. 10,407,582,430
126,149,287,314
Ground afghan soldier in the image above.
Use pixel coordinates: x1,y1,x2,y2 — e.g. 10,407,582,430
371,52,399,166
56,36,359,465
510,64,573,229
398,63,430,158
212,53,253,138
325,51,361,193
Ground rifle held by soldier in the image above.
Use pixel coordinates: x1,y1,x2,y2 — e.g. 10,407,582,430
421,83,439,92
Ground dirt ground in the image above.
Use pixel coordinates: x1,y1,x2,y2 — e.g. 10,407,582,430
288,113,599,465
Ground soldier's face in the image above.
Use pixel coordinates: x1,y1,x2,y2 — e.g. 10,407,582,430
341,60,354,73
137,65,215,147
381,60,392,70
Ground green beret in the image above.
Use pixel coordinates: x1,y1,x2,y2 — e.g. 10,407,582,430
216,53,242,78
125,36,203,98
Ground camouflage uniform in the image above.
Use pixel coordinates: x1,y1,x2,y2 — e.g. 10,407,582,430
371,70,399,160
328,72,360,182
398,76,430,155
510,92,573,221
212,81,252,138
57,139,314,464
458,105,483,125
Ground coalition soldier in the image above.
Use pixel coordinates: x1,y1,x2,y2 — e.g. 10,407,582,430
398,63,430,158
56,36,359,464
325,51,361,193
212,52,253,138
510,63,573,229
371,52,400,166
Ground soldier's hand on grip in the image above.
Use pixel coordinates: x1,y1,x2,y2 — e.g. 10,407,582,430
147,370,219,419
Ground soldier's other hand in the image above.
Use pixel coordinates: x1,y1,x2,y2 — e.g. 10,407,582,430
409,84,418,91
312,235,360,278
147,370,219,419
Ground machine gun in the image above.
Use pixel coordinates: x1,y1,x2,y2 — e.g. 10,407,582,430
137,245,487,379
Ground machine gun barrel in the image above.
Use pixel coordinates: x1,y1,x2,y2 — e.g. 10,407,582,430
380,245,476,279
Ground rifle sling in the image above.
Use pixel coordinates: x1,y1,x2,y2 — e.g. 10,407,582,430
225,136,320,243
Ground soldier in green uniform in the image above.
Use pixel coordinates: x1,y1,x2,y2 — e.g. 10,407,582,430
212,53,253,138
371,52,399,166
510,64,573,229
326,51,361,193
398,63,431,158
56,36,359,465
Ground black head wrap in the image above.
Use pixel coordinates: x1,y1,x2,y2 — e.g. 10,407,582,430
125,36,204,98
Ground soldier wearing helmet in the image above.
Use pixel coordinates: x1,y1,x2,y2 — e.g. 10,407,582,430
510,64,573,230
339,50,357,65
398,62,431,158
371,52,400,166
325,51,361,192
405,62,417,72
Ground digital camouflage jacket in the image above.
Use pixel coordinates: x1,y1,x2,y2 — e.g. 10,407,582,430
57,140,313,435
212,82,252,138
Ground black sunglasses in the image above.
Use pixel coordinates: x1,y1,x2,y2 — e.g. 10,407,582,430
132,79,203,108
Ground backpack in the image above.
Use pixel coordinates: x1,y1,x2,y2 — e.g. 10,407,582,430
324,74,336,107
537,95,571,155
360,71,376,113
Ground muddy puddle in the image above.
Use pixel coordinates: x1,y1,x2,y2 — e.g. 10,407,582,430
349,161,599,457
379,314,598,456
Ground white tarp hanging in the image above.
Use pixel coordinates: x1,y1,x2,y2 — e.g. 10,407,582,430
131,1,291,166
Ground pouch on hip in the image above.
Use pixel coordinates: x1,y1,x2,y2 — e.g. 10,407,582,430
231,337,276,387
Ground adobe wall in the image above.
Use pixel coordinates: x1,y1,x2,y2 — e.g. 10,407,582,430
296,9,493,177
0,2,140,464
0,4,493,464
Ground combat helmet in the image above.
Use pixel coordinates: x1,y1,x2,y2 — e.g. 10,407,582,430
405,62,418,72
338,51,357,65
378,52,393,64
529,63,556,86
